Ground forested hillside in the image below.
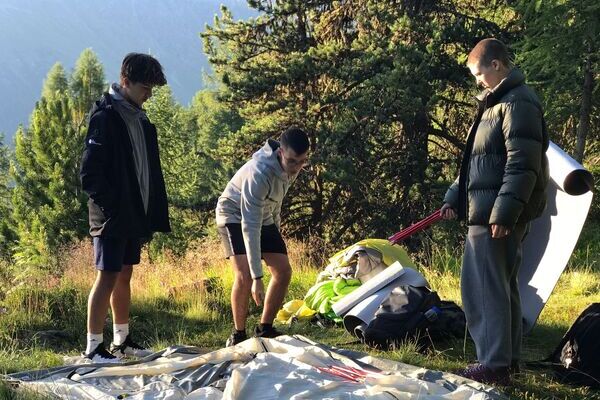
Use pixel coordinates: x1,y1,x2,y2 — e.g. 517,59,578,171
0,0,597,282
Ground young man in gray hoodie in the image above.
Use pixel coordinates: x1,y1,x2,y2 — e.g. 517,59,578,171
216,127,310,346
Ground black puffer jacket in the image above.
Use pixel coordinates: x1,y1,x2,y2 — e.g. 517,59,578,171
444,69,549,228
80,93,170,238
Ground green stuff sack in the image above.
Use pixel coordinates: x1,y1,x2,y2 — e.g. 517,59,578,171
304,281,335,312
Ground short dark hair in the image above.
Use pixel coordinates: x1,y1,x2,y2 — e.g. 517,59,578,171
280,126,309,154
467,38,512,67
120,53,167,86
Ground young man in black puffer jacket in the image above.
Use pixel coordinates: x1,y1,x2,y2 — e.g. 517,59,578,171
441,38,549,385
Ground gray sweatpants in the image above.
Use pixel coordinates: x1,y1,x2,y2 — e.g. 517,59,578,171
461,223,528,369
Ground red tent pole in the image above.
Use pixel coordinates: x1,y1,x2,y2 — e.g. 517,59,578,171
388,209,443,244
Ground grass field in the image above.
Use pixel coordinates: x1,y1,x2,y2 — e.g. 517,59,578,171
1,224,599,399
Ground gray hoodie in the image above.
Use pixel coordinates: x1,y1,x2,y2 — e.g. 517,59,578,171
109,83,150,213
216,139,295,279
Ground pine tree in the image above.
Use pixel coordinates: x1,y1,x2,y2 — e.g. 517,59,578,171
42,63,69,99
202,0,508,244
142,85,244,255
0,134,15,260
143,85,206,255
191,88,244,204
146,86,202,208
516,0,599,162
70,48,106,127
11,64,88,271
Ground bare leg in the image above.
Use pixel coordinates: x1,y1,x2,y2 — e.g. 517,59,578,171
230,255,253,330
110,265,133,324
87,270,119,334
261,253,292,324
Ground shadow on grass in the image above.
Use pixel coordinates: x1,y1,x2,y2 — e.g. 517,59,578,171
522,321,567,362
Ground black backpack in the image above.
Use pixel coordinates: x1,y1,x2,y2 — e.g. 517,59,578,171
361,286,442,350
547,303,600,388
427,300,467,342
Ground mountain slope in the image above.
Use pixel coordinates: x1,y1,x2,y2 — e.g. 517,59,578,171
0,0,254,142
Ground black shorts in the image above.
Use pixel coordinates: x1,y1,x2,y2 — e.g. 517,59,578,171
218,223,287,258
93,236,142,272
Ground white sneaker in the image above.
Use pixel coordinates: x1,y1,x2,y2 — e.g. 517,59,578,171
110,335,153,358
83,343,122,364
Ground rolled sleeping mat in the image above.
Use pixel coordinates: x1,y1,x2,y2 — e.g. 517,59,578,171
343,268,429,337
546,142,594,195
520,141,594,333
332,261,405,317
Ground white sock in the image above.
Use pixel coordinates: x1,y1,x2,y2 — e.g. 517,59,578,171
86,333,103,355
113,323,129,345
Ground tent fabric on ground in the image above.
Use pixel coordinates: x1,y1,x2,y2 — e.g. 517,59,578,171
7,335,505,399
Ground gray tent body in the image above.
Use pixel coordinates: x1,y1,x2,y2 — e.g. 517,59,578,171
7,335,504,399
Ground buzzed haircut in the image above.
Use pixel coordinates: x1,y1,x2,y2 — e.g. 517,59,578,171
467,38,512,68
280,126,310,155
120,53,167,86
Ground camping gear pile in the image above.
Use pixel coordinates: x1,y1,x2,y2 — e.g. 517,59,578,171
277,236,466,350
277,238,418,323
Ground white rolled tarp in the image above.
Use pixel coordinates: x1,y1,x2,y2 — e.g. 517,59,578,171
332,261,428,317
520,141,594,333
342,268,429,336
332,261,406,317
331,260,429,337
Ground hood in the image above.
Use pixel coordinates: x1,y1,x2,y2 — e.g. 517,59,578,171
252,139,288,180
88,84,148,124
88,91,114,119
109,83,146,118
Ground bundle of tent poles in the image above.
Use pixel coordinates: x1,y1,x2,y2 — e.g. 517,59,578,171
388,209,442,244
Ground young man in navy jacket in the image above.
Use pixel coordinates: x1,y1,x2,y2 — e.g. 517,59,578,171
80,53,170,362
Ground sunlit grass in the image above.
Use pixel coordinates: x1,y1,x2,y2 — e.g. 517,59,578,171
0,379,52,400
1,227,599,399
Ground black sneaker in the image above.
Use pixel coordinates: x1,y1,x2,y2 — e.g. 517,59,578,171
83,342,122,364
254,325,283,339
110,335,153,358
226,330,248,347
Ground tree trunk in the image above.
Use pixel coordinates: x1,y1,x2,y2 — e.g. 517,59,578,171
575,56,593,163
312,167,324,237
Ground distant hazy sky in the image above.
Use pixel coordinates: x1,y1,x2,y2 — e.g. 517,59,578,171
0,0,254,142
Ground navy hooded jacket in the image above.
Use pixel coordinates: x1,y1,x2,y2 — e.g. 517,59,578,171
80,93,170,238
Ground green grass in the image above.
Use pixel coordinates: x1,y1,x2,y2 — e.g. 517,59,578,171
0,380,50,400
1,228,599,400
